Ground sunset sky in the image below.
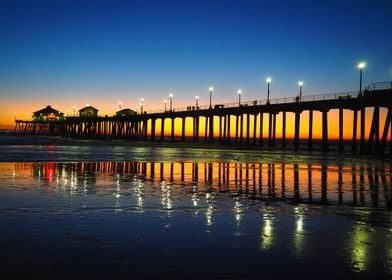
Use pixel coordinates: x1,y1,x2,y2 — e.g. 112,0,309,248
1,0,392,137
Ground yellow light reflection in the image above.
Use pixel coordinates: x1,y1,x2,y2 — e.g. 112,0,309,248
160,181,172,210
192,185,199,207
351,224,369,272
205,192,214,226
114,174,122,211
294,207,304,255
234,200,242,226
134,179,144,211
261,214,274,250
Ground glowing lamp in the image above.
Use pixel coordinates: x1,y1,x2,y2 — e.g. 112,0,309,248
357,62,366,69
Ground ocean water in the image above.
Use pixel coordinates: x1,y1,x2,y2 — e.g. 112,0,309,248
0,145,391,279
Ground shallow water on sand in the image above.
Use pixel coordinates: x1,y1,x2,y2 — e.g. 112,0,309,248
0,145,391,279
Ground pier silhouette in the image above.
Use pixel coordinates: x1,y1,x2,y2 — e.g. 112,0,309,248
14,81,392,154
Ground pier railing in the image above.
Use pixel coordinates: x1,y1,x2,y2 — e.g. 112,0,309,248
365,81,392,91
147,90,358,114
143,81,392,114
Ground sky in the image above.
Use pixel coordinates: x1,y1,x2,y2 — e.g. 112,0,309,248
1,0,392,131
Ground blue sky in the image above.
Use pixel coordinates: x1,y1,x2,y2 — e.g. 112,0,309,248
1,0,392,121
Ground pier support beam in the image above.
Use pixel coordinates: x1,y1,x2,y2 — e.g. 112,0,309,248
171,118,175,142
308,110,313,149
367,106,380,153
219,116,223,143
235,115,239,143
282,111,286,148
339,108,344,152
195,117,199,143
209,115,214,143
379,108,392,154
144,119,148,140
181,117,186,142
227,114,231,145
268,113,273,147
360,108,366,153
322,110,328,151
259,113,264,146
246,114,250,146
352,110,358,152
160,118,165,141
253,114,257,145
240,114,244,145
151,119,156,141
272,113,276,147
294,111,300,149
204,117,208,143
223,115,227,143
192,117,196,142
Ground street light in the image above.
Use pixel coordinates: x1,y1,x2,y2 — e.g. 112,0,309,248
140,98,144,113
298,81,303,102
73,106,76,116
209,87,214,109
358,62,366,93
195,95,199,107
169,93,173,111
118,101,122,110
164,100,167,112
237,89,242,106
266,77,272,104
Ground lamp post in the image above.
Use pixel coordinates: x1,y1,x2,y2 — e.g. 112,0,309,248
164,100,167,112
209,87,214,109
118,101,122,110
298,81,303,102
266,77,271,104
169,93,173,111
358,62,366,93
73,106,76,116
140,98,144,113
237,89,242,106
195,95,199,108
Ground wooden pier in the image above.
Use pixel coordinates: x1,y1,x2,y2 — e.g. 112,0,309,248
14,81,392,154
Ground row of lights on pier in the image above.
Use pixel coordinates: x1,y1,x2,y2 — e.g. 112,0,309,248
30,61,366,119
134,78,305,112
133,61,366,113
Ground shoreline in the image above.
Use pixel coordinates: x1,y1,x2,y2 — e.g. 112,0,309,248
0,133,390,158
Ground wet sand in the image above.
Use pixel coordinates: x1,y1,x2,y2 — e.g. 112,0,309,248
0,138,391,279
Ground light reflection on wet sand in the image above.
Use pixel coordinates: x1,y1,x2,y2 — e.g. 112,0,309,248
0,159,391,279
4,161,390,207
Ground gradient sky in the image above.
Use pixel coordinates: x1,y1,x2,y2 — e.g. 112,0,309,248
1,0,392,129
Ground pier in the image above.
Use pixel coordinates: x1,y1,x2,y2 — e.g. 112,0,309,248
14,81,392,154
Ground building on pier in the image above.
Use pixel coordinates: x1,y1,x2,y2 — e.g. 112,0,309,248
33,105,64,122
116,108,136,117
79,106,98,117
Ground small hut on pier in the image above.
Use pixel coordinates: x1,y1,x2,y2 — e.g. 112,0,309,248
116,108,136,117
33,105,64,121
79,106,98,117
